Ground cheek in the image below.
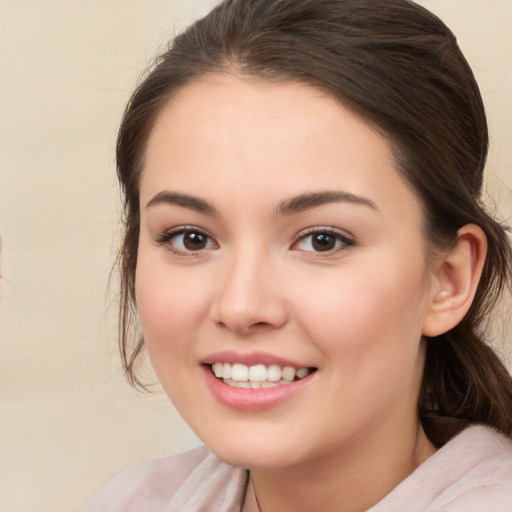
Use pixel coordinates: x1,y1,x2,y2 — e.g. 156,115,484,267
291,261,430,428
291,254,429,366
134,257,212,359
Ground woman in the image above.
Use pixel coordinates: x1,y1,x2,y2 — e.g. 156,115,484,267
85,0,512,510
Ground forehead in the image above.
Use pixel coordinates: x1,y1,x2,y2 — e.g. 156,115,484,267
141,73,422,225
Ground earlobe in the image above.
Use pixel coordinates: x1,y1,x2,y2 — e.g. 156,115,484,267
422,224,487,337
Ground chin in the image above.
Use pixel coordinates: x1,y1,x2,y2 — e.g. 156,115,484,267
210,442,303,470
192,423,318,470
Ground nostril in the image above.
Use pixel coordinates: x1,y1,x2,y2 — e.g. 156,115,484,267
247,321,276,332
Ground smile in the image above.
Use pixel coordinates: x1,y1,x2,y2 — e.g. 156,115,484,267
201,352,318,410
211,363,314,389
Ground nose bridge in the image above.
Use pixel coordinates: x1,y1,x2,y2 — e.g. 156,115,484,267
212,241,287,334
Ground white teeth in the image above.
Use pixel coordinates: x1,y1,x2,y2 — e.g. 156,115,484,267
260,381,279,388
296,367,309,379
267,365,282,382
222,362,232,379
224,378,287,389
249,364,267,382
211,362,312,385
223,379,250,388
213,362,223,378
282,366,296,382
231,363,249,382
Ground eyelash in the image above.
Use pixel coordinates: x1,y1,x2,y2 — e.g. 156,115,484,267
155,226,355,256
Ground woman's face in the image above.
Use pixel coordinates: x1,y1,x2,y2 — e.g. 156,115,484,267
136,74,435,469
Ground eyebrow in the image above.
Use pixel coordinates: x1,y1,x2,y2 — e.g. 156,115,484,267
275,190,378,216
145,191,218,215
145,189,378,217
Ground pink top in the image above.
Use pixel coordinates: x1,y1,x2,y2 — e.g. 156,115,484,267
84,425,512,511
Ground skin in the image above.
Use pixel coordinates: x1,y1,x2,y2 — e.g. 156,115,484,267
136,73,439,511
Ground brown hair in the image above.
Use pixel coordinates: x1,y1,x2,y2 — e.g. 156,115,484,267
115,0,512,443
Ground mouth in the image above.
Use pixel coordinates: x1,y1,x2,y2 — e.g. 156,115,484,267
209,362,317,389
201,355,318,410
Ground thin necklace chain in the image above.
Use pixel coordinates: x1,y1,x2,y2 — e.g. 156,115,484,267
252,476,262,512
242,474,262,512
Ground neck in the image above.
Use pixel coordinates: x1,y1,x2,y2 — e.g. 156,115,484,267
248,419,436,512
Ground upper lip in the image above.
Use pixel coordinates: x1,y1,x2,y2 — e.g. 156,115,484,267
201,350,314,368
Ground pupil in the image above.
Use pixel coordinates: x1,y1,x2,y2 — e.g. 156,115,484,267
313,233,335,251
184,232,206,250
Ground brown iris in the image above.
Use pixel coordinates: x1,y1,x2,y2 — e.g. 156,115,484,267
311,232,337,252
183,232,209,250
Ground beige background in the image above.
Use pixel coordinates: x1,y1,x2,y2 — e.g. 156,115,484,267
0,1,511,511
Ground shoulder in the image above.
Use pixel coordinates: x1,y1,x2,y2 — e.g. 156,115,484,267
83,445,248,512
371,425,512,512
430,425,512,511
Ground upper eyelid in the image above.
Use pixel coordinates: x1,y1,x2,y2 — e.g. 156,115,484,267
159,225,210,235
294,226,354,241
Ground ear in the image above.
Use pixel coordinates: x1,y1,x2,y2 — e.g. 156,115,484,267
422,224,487,337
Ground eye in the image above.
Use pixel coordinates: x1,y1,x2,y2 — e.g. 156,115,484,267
155,227,218,253
292,228,354,254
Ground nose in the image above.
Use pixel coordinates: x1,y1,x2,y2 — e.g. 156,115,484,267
210,251,288,336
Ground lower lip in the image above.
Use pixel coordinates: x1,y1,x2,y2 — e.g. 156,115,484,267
201,365,315,411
